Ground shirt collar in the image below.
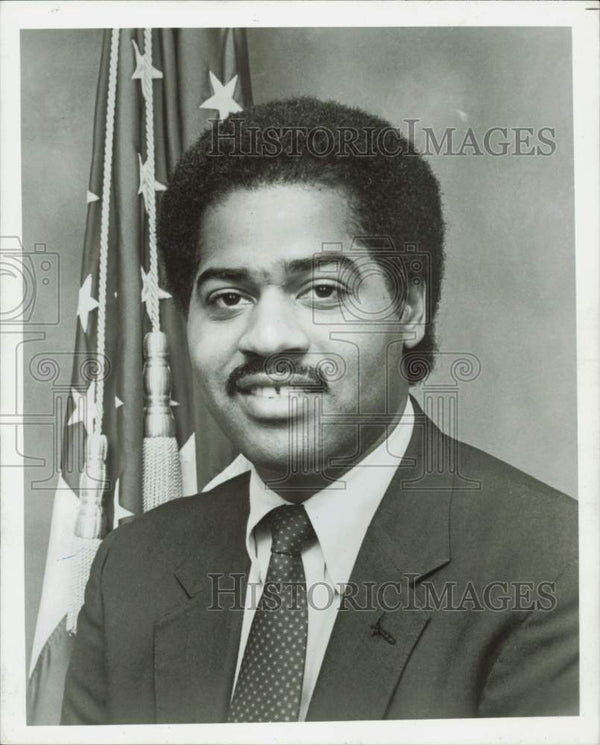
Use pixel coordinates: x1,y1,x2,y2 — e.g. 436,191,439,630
246,396,415,589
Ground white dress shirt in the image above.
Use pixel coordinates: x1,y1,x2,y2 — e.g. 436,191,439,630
227,396,415,721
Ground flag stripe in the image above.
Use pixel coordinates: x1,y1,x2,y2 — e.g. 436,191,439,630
29,478,79,676
27,617,74,725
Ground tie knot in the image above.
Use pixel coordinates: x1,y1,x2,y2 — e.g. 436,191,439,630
267,505,315,556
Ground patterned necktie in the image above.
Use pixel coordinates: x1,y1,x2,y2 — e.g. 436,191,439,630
227,504,316,722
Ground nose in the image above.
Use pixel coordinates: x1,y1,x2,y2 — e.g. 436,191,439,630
238,289,310,357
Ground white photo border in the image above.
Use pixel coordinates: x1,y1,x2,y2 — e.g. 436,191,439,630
1,2,598,744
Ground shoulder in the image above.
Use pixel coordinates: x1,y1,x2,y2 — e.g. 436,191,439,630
448,437,577,579
98,471,250,568
453,436,576,522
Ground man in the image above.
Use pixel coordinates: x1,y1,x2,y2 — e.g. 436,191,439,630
62,97,578,724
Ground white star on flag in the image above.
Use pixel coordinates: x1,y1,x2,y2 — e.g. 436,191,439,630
112,479,134,530
131,39,163,100
200,71,242,120
77,274,99,333
68,380,97,434
137,154,166,213
86,190,99,204
140,266,171,316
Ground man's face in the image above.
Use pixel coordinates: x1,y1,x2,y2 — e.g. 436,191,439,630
187,183,421,485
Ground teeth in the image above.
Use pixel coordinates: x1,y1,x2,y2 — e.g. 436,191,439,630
249,386,284,399
244,385,321,399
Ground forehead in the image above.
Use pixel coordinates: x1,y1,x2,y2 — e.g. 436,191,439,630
197,183,356,273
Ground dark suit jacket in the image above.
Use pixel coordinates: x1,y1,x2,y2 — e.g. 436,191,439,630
61,409,578,723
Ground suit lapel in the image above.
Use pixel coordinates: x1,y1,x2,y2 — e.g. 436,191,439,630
153,473,251,723
307,408,453,721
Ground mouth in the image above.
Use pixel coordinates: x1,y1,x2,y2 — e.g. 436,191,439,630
241,383,324,399
232,378,326,420
233,372,326,395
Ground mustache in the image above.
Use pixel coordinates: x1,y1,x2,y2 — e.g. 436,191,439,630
226,357,329,396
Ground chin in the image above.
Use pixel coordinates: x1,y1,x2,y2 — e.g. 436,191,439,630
239,438,298,474
218,408,341,477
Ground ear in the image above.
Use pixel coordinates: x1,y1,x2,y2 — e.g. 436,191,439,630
401,281,427,349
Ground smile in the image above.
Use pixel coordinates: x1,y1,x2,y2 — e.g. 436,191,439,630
233,372,325,395
233,380,325,421
247,385,291,399
243,385,321,399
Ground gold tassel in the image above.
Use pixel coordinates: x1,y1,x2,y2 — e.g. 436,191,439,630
142,331,183,512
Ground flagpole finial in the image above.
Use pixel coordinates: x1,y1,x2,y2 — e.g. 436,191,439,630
143,331,183,511
74,433,108,540
143,331,176,438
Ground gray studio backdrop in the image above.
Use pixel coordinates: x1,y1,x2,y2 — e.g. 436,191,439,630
21,27,576,669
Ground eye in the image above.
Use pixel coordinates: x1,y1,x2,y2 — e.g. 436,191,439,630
314,284,337,299
207,290,253,310
299,282,347,307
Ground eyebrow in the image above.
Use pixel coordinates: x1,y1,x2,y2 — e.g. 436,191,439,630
195,268,251,288
287,255,360,277
194,254,360,290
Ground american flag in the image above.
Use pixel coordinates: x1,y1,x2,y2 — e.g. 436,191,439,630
27,27,253,724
